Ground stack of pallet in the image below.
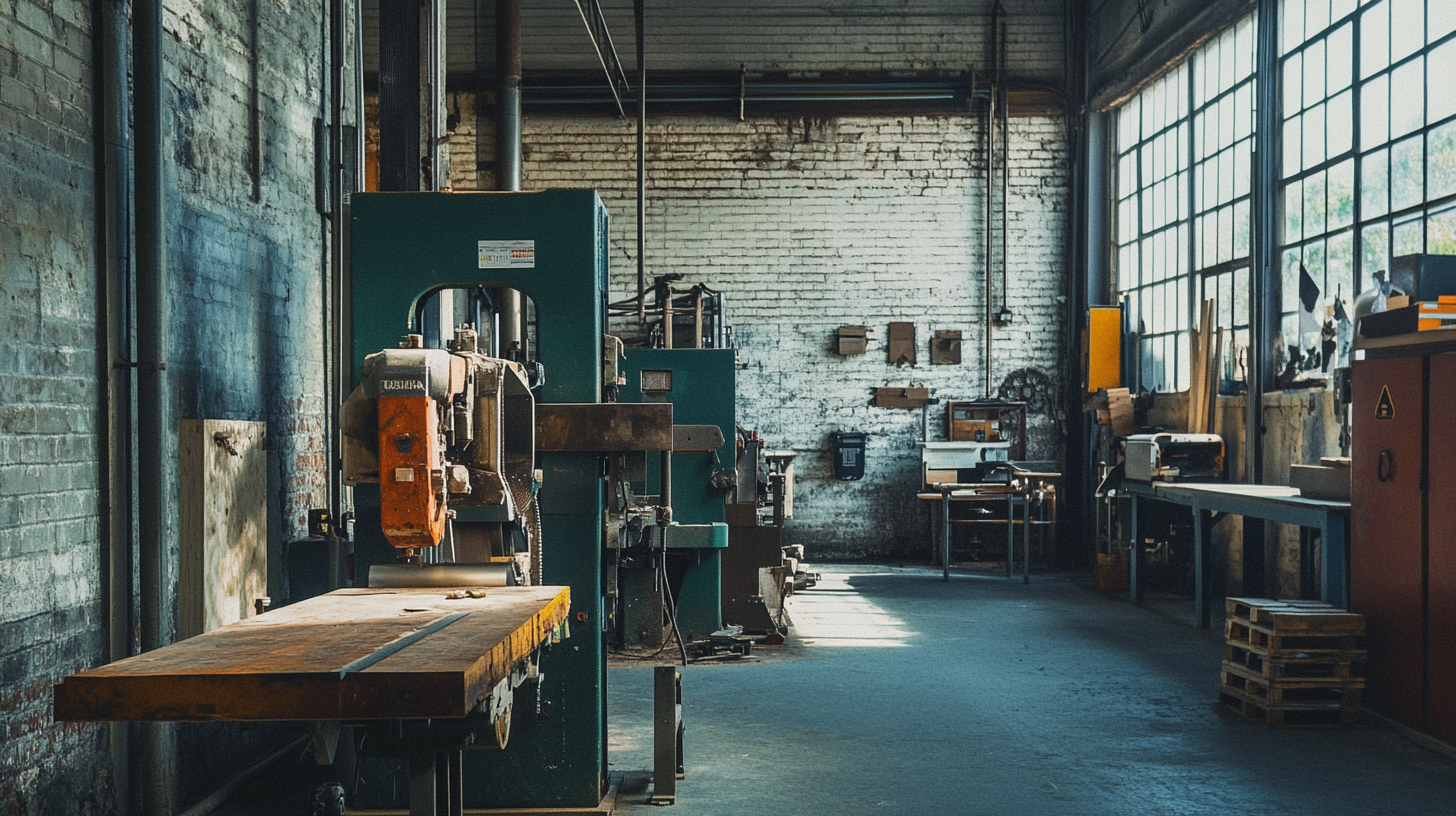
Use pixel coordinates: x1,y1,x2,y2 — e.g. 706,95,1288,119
1219,597,1366,728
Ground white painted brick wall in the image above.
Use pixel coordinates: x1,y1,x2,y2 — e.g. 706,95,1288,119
447,104,1070,558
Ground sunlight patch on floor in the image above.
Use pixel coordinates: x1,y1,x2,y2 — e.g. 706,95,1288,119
786,570,917,648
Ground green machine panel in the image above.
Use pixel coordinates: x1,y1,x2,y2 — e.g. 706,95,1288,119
618,348,736,639
618,348,737,525
349,190,608,809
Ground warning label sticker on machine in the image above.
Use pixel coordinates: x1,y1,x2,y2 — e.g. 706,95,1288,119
478,240,536,269
1376,385,1396,419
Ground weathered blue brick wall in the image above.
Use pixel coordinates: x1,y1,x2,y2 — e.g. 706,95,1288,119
1,1,114,812
0,0,329,811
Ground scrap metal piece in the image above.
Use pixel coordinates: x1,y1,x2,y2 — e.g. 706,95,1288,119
672,424,725,452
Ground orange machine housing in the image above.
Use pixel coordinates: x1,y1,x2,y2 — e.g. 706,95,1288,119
376,353,466,551
378,393,445,549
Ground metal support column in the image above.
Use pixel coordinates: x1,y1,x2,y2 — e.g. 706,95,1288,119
651,666,683,805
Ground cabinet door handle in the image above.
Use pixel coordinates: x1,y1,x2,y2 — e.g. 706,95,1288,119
1378,448,1394,483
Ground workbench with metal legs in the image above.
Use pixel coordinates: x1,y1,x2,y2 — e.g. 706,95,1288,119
921,486,1031,584
1125,481,1351,628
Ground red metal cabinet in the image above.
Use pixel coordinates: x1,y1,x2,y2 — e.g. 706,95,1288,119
1428,354,1456,741
1351,355,1427,727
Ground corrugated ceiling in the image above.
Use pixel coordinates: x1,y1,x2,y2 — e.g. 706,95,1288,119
363,0,1067,80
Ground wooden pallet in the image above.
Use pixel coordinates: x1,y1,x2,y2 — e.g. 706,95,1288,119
1218,686,1361,729
1221,662,1365,704
1225,619,1363,656
1219,598,1367,729
1224,644,1365,681
1225,597,1366,634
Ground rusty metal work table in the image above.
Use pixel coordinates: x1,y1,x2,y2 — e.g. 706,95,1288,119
1124,481,1350,628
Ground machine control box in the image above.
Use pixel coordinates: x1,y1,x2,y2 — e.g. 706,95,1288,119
1124,433,1224,482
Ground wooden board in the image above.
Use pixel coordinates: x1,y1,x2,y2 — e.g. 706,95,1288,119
54,585,570,723
873,386,930,407
179,419,267,640
536,403,673,452
887,321,916,365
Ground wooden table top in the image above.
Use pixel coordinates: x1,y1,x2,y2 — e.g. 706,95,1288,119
53,585,570,723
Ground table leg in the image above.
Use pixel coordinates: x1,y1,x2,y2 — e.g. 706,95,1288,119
1023,496,1031,585
1243,518,1266,598
1194,506,1213,629
930,498,939,567
1321,511,1350,609
446,750,462,816
1130,493,1143,603
942,494,951,582
1005,494,1014,580
410,750,436,816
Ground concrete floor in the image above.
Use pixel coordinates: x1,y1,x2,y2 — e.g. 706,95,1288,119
217,563,1456,815
607,565,1456,816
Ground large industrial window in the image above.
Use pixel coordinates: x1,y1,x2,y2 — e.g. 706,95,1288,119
1278,0,1456,377
1113,15,1256,393
1193,18,1257,386
1116,65,1190,392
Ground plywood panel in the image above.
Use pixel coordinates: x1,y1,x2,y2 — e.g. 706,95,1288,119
179,419,268,640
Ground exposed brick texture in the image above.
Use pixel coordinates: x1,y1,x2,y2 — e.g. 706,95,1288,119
447,104,1071,558
0,1,113,811
0,0,328,811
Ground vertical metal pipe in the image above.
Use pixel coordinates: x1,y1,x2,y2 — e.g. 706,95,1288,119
134,0,167,661
426,0,446,191
1065,0,1094,567
496,0,524,357
327,0,347,591
985,83,996,398
999,18,1010,320
97,0,134,807
985,2,1002,399
134,0,173,809
1250,0,1281,486
496,0,522,191
355,0,366,188
636,0,647,322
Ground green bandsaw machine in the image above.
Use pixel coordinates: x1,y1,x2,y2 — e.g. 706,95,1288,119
348,189,611,809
